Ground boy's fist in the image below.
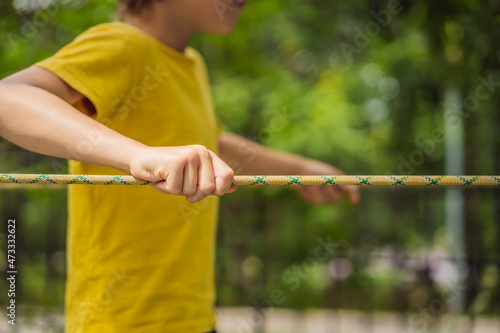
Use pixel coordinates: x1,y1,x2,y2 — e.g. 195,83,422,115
129,145,237,203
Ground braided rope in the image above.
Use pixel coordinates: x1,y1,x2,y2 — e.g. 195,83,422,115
0,174,499,186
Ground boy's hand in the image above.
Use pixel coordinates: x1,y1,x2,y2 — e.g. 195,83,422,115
294,159,360,206
129,145,237,203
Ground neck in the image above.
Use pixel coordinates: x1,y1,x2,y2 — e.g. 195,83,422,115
126,7,194,53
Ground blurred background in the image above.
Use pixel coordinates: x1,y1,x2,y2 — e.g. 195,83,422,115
0,0,499,332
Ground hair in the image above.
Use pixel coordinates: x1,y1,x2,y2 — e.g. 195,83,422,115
117,0,153,19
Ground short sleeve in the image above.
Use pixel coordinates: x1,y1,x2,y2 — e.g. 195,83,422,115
35,25,133,121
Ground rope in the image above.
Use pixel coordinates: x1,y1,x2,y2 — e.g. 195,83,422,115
0,174,499,186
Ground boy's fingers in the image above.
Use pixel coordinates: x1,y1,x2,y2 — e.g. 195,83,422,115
165,164,185,194
300,186,324,205
209,152,235,196
197,151,216,195
341,185,360,205
226,184,238,193
152,180,168,194
186,151,216,203
213,170,235,196
185,193,200,203
324,186,343,202
313,186,341,204
182,160,199,196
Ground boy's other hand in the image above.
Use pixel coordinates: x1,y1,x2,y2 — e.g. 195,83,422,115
129,145,237,203
294,159,360,206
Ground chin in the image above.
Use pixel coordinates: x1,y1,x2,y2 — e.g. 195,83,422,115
203,21,239,35
213,26,238,35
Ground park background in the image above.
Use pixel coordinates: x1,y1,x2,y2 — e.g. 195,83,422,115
0,0,499,331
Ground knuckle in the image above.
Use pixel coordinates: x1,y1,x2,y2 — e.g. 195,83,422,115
174,157,188,168
212,187,225,196
211,185,221,196
201,146,211,158
191,144,205,151
194,145,212,159
185,187,197,196
185,149,198,161
221,170,234,184
186,145,203,157
200,183,215,195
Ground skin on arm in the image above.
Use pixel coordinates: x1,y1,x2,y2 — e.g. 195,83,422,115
0,67,236,203
218,132,360,205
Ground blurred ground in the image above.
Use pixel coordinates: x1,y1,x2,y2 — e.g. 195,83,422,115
1,308,499,333
216,308,500,333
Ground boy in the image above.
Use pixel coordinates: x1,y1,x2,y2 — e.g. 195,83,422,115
0,0,359,332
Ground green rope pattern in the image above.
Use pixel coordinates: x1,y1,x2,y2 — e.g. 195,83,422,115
0,174,499,186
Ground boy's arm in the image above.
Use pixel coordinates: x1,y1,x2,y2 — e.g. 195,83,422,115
218,132,359,205
0,67,236,203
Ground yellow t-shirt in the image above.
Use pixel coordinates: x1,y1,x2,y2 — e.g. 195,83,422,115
36,22,221,333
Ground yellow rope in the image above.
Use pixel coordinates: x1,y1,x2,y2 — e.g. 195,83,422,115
0,174,499,186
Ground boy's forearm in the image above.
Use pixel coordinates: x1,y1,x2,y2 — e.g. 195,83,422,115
218,132,308,175
0,83,147,174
